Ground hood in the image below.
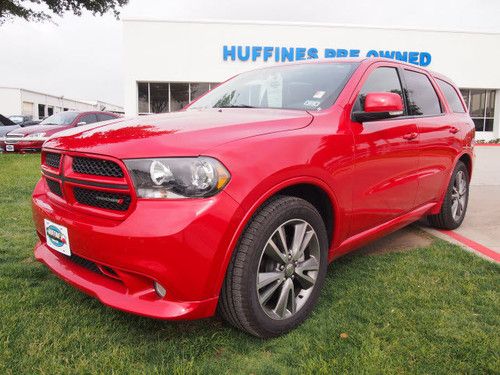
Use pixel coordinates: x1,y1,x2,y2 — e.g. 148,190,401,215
0,125,21,137
9,124,68,137
44,108,314,159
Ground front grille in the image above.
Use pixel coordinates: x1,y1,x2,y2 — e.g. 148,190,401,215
65,253,103,275
72,157,124,178
45,152,61,169
46,178,63,197
73,186,131,211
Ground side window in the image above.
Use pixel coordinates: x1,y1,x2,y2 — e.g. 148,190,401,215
404,70,442,116
78,114,98,125
97,113,116,122
436,79,466,113
355,67,404,112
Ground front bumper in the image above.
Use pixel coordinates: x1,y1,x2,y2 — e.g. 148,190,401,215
32,179,240,320
0,138,47,152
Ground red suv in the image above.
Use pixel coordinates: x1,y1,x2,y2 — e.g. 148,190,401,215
32,59,474,337
0,111,120,153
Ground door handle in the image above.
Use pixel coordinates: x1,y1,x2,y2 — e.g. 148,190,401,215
403,132,418,140
449,126,459,134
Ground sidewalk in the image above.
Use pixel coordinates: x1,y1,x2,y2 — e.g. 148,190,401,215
421,145,500,262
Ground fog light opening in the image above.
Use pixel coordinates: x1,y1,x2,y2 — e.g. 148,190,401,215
154,281,167,298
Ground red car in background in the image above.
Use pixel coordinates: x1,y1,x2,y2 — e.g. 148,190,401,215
0,111,120,153
32,59,474,337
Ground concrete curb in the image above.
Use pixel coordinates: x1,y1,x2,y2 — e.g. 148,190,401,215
419,225,500,263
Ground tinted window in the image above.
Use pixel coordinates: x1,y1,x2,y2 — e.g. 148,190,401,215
355,67,404,112
437,79,465,113
404,70,442,116
97,113,116,122
190,83,210,101
150,83,169,113
38,104,45,119
138,82,149,113
170,83,189,112
78,114,98,125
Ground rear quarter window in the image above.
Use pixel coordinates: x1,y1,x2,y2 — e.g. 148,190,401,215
436,79,466,113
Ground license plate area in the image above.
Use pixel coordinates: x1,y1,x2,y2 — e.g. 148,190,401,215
44,219,71,256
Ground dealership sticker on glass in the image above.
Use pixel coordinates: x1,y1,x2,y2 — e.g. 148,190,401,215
44,219,71,256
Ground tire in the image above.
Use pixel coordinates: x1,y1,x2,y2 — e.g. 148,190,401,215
427,161,469,230
218,195,329,338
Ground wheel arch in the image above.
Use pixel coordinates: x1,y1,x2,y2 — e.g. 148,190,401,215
213,177,339,299
458,152,473,181
429,150,473,215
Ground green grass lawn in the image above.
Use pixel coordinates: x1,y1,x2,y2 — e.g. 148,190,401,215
0,154,499,374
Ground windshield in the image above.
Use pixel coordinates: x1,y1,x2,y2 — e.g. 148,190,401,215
9,116,24,124
189,62,359,111
40,112,79,126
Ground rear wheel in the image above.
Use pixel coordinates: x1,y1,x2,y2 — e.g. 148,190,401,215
427,161,469,230
218,195,328,338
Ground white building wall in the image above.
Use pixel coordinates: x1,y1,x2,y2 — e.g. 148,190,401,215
0,87,123,120
123,19,500,140
0,88,22,116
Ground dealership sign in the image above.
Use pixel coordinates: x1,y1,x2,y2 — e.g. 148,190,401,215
223,45,432,66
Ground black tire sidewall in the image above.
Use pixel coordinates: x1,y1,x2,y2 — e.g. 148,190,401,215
241,198,328,337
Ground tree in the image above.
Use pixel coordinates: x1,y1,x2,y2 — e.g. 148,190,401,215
0,0,129,24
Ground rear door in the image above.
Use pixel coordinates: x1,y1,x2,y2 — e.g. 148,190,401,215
348,63,420,236
402,69,457,206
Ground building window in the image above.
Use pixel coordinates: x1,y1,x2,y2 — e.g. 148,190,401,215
190,83,210,101
38,104,46,119
137,82,218,114
170,83,189,112
138,82,149,113
460,89,496,132
47,106,54,116
150,83,169,113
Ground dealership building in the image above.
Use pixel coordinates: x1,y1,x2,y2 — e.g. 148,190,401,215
0,87,123,119
123,18,500,140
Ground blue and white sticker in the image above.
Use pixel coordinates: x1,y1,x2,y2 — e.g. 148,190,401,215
44,219,71,255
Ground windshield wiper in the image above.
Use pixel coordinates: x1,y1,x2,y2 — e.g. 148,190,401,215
215,104,256,108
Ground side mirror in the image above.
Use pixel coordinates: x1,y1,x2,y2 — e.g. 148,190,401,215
77,121,87,126
352,92,404,122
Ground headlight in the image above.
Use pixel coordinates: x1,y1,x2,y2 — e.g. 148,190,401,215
31,132,46,138
124,157,230,199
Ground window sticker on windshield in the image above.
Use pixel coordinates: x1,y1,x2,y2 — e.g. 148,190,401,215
264,73,283,107
304,100,321,108
313,91,326,99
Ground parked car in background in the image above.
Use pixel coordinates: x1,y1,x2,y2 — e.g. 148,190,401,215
0,115,42,139
32,59,474,337
0,114,15,126
0,114,18,138
0,111,120,153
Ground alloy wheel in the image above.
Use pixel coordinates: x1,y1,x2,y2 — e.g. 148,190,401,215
451,170,467,222
256,219,321,320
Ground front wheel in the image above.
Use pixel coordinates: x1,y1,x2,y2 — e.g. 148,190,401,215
427,161,470,230
218,195,328,338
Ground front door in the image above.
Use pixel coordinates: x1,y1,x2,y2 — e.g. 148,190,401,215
348,64,420,236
